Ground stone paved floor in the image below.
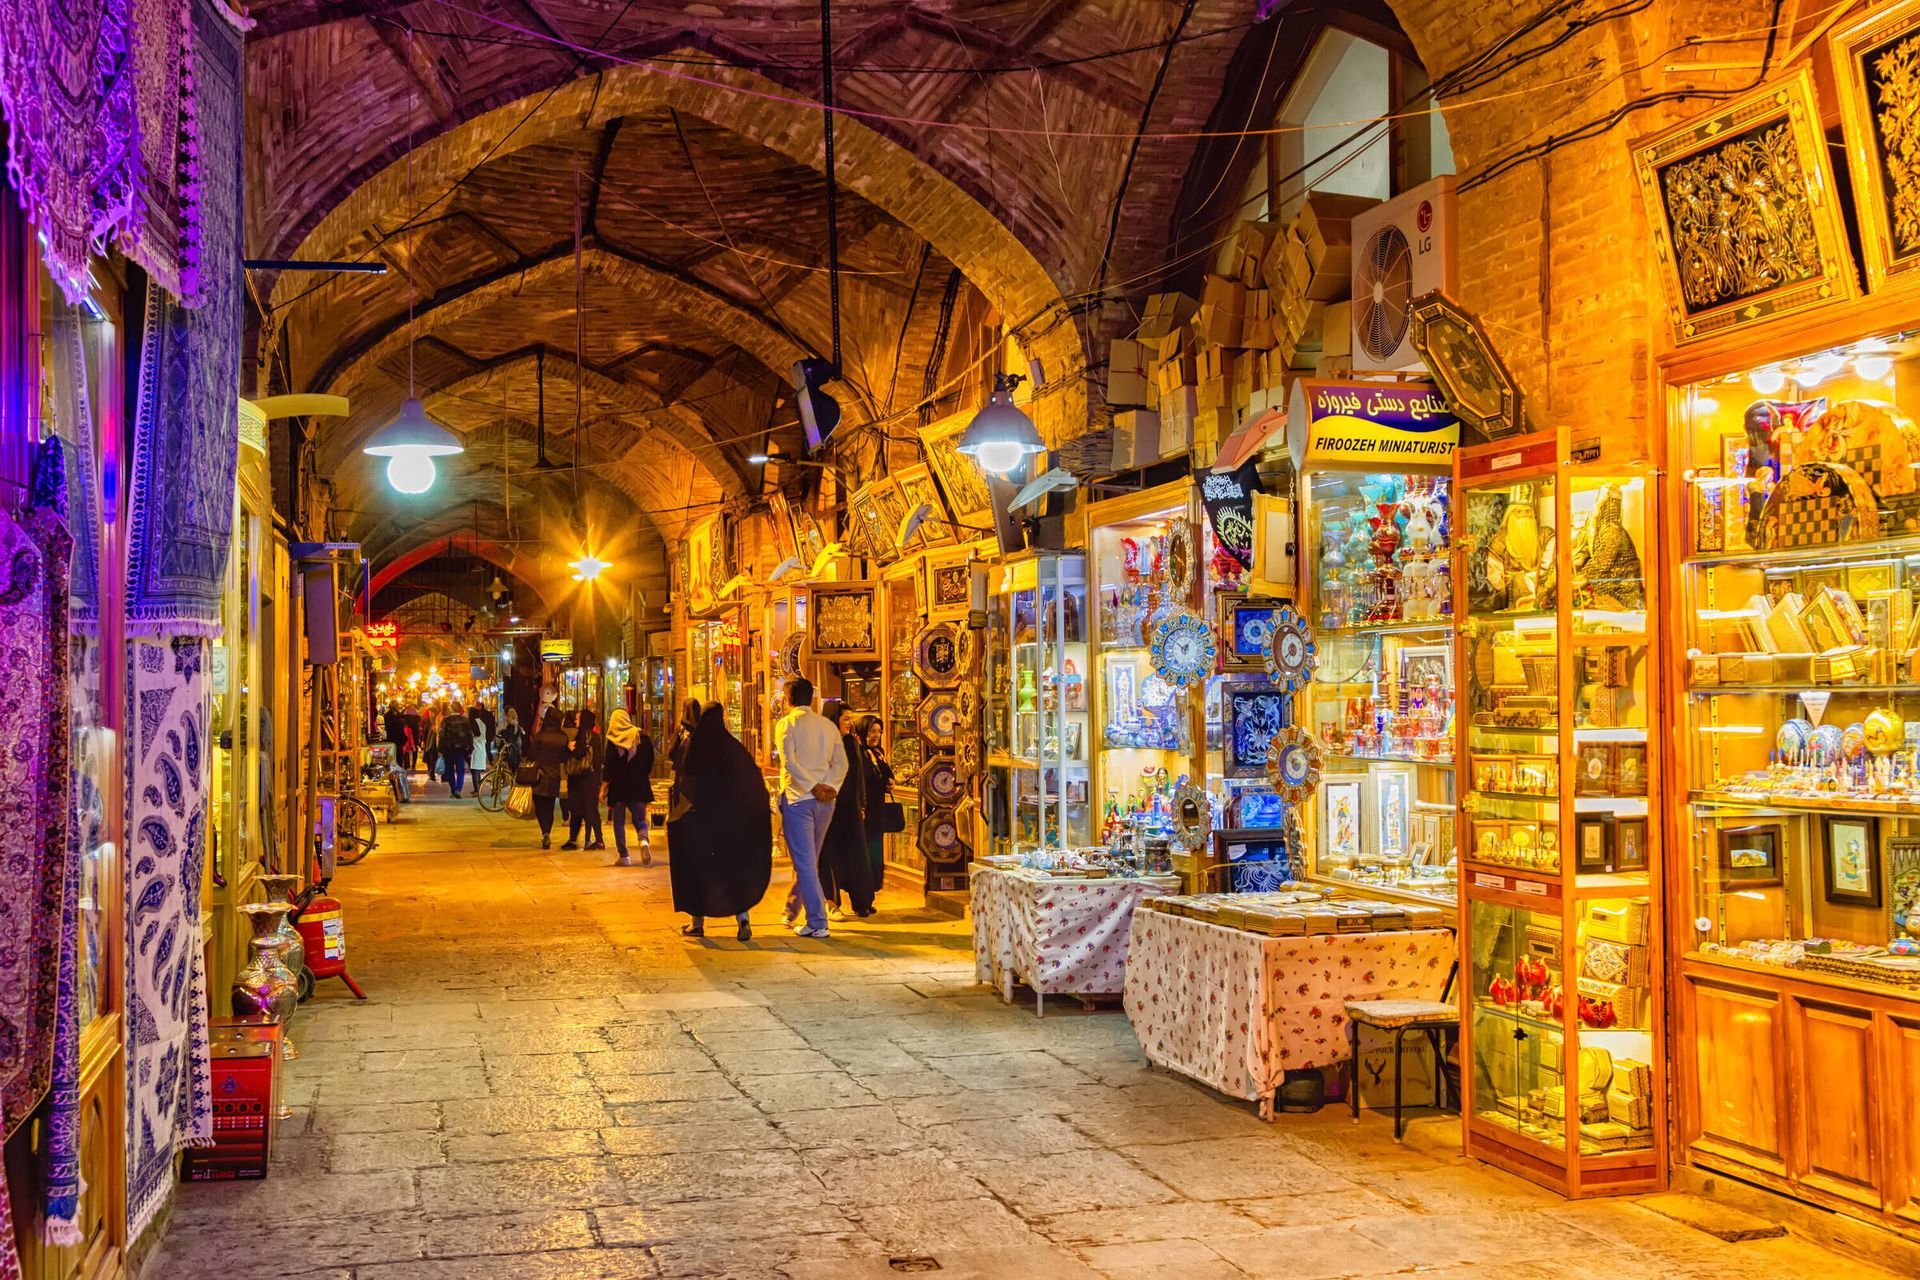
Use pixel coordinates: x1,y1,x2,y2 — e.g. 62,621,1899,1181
153,789,1898,1279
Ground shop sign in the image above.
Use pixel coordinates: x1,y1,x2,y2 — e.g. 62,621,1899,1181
1199,458,1263,570
364,621,399,649
539,637,574,662
1287,379,1459,467
211,644,230,696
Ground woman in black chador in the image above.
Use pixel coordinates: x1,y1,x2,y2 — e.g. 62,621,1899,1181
817,699,878,919
665,704,772,940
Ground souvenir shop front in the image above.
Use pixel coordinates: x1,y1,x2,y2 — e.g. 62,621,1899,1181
1634,40,1920,1239
0,0,248,1266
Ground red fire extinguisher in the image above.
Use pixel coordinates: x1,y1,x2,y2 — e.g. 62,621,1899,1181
294,894,367,1000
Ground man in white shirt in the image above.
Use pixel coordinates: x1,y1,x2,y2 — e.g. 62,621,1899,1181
775,677,847,937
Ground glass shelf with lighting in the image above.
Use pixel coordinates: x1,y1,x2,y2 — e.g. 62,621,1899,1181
984,552,1091,856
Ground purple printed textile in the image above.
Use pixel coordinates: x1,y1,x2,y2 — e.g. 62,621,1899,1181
124,0,242,636
0,0,141,301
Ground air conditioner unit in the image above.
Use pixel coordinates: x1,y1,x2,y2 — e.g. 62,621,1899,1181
1349,175,1458,372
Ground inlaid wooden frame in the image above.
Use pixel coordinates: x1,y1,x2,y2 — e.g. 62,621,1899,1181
808,581,881,662
894,462,956,547
1631,69,1858,345
1833,0,1920,293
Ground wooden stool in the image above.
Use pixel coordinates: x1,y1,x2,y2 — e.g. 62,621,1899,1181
1345,997,1457,1140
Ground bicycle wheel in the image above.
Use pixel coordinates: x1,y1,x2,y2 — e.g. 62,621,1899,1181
477,768,511,812
333,795,378,865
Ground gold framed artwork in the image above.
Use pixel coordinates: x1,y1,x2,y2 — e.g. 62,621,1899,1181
809,581,881,661
925,546,974,621
1631,70,1857,345
894,462,955,547
920,410,994,533
847,483,885,560
1834,0,1920,292
871,476,910,561
766,491,800,564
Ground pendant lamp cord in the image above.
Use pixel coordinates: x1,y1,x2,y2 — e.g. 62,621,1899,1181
573,164,584,507
821,0,841,372
406,30,417,398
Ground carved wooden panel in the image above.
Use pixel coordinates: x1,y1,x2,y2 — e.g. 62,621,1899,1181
1789,999,1879,1206
1687,976,1786,1171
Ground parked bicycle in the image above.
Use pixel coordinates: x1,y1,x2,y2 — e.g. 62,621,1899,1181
475,753,515,812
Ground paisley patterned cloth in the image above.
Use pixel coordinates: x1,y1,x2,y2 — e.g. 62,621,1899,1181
124,0,242,635
125,638,213,1241
971,867,1178,1000
0,0,141,301
0,442,75,1278
1124,912,1452,1114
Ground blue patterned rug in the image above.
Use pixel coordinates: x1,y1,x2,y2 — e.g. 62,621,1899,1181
123,0,241,637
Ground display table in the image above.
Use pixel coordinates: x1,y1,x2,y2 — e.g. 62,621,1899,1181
970,865,1180,1015
1123,909,1453,1119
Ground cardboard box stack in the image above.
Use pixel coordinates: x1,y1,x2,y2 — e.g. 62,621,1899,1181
1108,194,1376,472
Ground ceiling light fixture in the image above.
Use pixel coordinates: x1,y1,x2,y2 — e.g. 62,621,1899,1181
569,554,610,582
365,44,462,494
957,372,1045,475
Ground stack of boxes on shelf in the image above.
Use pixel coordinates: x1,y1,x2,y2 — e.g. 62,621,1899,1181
1106,194,1374,471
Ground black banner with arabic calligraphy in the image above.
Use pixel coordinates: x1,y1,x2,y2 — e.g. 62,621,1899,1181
1200,459,1263,570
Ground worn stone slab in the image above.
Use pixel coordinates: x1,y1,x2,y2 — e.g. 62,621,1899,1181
1637,1192,1790,1243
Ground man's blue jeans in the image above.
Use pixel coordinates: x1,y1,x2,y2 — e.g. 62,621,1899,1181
447,752,469,796
779,796,835,931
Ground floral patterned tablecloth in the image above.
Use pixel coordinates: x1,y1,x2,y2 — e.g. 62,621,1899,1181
971,866,1180,1004
1123,911,1453,1115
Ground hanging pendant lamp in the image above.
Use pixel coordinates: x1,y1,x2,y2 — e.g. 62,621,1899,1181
957,372,1044,475
366,42,463,495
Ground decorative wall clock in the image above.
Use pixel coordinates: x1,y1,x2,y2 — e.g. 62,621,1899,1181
1262,605,1317,691
918,808,969,863
1265,725,1324,804
919,756,964,808
912,622,964,688
917,691,961,749
955,727,981,779
1166,520,1196,598
1148,609,1217,688
779,632,806,680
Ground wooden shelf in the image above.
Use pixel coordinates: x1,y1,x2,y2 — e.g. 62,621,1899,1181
1688,789,1920,816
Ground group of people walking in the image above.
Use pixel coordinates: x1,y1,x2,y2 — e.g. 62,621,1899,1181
382,701,496,797
398,677,897,943
660,677,895,941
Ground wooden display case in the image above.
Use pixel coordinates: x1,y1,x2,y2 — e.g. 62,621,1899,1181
1455,430,1666,1198
1664,315,1920,1239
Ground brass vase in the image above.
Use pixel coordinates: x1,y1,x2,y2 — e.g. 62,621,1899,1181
232,903,300,1048
256,874,308,982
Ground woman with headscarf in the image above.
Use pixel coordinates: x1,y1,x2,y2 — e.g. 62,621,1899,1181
857,715,894,891
815,699,878,920
667,697,701,816
526,709,572,849
603,707,655,867
563,707,605,851
496,706,526,768
666,704,771,939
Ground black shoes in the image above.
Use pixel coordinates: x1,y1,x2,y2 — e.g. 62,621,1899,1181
682,923,705,937
737,919,752,941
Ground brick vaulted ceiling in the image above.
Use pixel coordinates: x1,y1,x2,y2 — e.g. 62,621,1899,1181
244,0,1268,568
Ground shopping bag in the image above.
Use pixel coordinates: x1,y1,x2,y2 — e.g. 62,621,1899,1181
505,783,535,819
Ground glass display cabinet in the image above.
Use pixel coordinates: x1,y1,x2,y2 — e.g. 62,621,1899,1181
1300,467,1457,908
1668,329,1920,1233
1455,430,1664,1198
1086,482,1206,868
983,553,1092,855
881,567,924,879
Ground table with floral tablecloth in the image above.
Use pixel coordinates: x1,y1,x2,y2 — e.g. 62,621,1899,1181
970,865,1181,1013
1123,910,1453,1118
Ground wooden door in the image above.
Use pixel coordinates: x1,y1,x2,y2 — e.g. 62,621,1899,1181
1887,1012,1920,1226
1787,998,1879,1207
1685,975,1787,1174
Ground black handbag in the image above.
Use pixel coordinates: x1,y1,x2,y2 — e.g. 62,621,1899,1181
514,762,543,787
878,801,907,834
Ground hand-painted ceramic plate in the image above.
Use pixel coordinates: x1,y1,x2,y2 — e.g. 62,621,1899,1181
1775,717,1812,756
919,756,964,807
1262,606,1317,692
918,808,969,864
1811,723,1845,761
1264,725,1324,804
911,622,964,688
917,692,961,749
1841,721,1867,761
1149,609,1217,688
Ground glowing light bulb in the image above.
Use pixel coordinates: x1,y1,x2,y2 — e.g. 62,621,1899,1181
970,439,1028,475
1801,352,1846,383
1748,367,1787,396
569,554,610,582
1689,394,1719,416
385,450,436,494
